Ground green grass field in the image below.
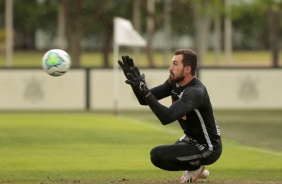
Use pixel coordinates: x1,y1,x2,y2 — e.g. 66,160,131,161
0,111,282,184
0,50,281,67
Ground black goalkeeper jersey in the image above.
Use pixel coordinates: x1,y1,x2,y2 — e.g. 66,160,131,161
135,77,222,150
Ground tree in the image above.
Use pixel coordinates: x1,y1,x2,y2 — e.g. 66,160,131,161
191,0,213,65
233,0,282,67
213,0,223,64
132,0,142,63
146,0,155,67
255,0,282,67
142,0,192,67
224,0,232,64
3,0,282,68
12,0,57,50
57,0,66,50
267,1,282,68
62,0,82,67
163,0,172,65
61,0,133,67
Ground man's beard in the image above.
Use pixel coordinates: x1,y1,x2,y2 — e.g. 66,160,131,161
168,71,185,85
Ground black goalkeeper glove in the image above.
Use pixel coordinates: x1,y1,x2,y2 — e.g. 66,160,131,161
125,66,151,98
118,55,135,79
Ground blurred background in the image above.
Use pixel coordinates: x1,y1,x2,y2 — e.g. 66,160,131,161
1,0,282,68
1,0,282,112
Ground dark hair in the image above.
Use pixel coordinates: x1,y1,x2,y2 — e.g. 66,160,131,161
174,49,197,76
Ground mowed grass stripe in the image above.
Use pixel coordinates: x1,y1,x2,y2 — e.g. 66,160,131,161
0,113,179,181
120,115,282,157
121,114,282,182
0,113,282,184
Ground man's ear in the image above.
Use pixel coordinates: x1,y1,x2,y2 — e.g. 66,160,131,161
184,66,191,74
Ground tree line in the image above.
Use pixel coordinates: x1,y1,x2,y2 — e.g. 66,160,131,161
0,0,282,67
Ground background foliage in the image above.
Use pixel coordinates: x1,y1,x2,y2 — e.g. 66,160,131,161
1,0,282,67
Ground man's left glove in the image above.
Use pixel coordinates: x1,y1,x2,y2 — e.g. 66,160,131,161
125,66,151,98
118,55,135,80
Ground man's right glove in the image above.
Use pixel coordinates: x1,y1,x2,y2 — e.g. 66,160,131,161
118,55,134,79
125,66,151,98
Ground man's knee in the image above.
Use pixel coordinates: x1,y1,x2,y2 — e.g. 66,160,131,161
150,146,164,168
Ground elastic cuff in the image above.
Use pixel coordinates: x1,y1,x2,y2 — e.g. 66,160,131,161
143,92,154,103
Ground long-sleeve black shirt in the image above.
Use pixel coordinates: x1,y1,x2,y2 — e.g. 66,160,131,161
135,77,221,150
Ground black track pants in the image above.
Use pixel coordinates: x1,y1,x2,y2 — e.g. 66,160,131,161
150,135,222,171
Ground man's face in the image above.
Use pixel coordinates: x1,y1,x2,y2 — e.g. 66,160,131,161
168,54,185,84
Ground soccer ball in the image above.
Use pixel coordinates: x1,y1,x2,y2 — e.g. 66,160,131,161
42,49,71,76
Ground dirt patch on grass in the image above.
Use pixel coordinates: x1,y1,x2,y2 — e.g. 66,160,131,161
48,178,282,184
3,178,280,184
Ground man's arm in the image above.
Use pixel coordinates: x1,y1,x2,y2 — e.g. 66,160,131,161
125,66,203,125
151,80,172,100
145,88,204,125
133,80,172,105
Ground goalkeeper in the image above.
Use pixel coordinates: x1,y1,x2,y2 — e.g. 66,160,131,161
118,49,222,183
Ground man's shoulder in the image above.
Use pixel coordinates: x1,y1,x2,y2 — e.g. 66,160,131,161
187,78,205,88
193,77,205,86
182,81,206,97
